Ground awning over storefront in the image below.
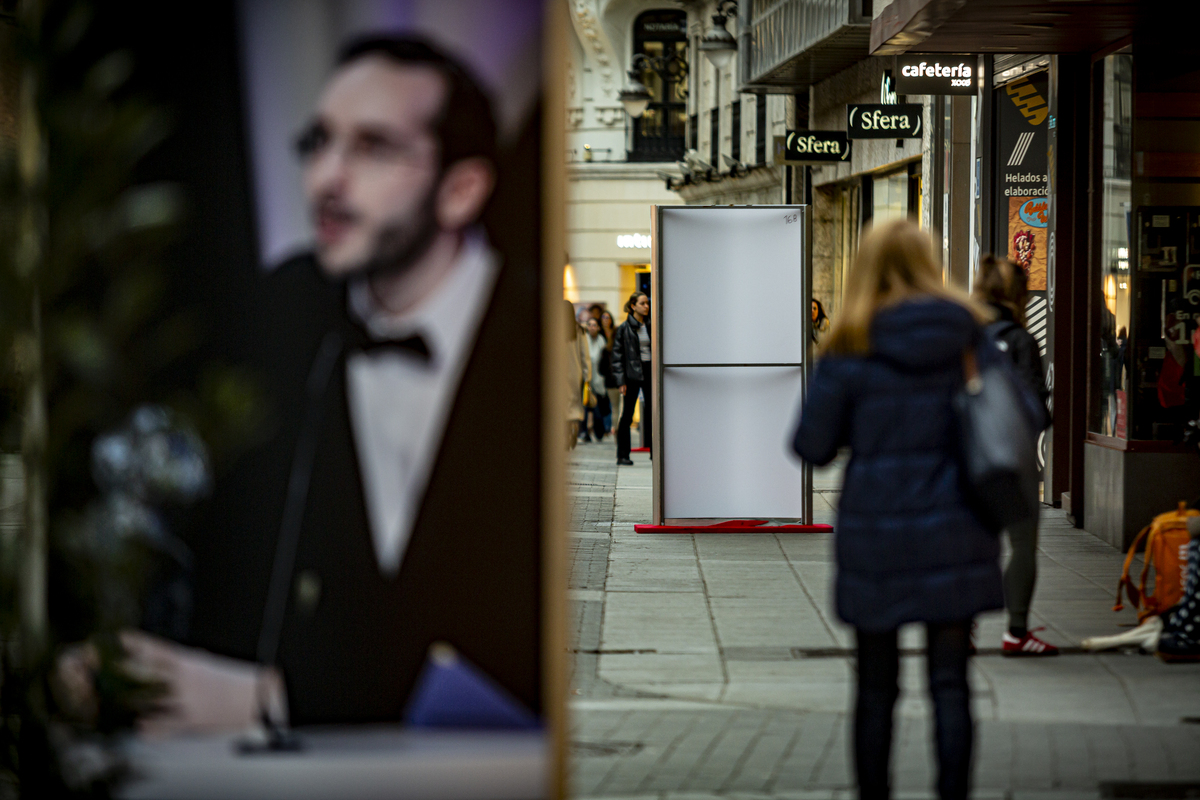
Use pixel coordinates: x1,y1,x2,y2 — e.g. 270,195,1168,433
739,0,872,93
870,0,1139,56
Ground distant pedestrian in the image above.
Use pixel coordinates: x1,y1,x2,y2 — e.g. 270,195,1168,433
972,255,1055,656
811,298,830,344
792,219,1003,800
583,317,610,442
612,292,651,466
599,308,617,342
566,300,590,450
600,310,620,434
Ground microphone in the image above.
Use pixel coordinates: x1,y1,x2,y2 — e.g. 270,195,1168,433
237,331,343,755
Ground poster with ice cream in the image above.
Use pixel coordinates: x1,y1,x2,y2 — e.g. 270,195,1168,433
1007,196,1048,291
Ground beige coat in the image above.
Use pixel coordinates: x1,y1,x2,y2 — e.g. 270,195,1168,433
566,328,590,422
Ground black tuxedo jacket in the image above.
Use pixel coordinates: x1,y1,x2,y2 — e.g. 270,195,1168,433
183,252,542,725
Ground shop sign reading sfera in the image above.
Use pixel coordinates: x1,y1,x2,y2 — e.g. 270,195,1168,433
894,55,977,95
846,104,922,139
776,130,850,163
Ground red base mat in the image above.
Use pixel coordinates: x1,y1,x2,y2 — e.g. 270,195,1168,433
631,447,650,452
635,519,833,534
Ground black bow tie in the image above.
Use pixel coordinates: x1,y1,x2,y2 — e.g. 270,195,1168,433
348,332,432,362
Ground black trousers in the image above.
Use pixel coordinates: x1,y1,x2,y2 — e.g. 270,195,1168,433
854,621,973,800
582,394,610,440
616,362,652,460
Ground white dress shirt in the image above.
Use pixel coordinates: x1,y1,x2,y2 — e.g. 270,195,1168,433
344,234,499,576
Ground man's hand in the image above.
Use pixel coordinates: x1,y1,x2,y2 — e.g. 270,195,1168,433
54,641,102,723
619,384,626,396
119,631,286,737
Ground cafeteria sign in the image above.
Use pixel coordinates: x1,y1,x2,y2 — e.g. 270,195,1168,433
776,130,851,163
847,103,923,139
894,55,977,95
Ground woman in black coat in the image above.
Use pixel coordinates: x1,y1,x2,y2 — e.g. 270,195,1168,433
611,291,650,465
792,220,1004,800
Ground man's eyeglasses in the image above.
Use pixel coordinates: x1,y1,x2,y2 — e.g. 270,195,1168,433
294,123,328,160
293,122,436,167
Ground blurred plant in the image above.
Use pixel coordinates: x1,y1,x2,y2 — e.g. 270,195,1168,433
0,1,264,796
78,405,210,637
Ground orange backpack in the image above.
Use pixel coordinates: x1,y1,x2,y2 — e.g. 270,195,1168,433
1114,502,1198,622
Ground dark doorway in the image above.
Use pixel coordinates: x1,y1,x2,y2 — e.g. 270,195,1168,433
637,271,652,298
629,10,688,163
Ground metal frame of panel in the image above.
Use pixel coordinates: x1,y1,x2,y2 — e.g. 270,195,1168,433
650,205,813,526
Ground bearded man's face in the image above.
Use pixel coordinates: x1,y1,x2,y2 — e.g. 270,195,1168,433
299,56,447,278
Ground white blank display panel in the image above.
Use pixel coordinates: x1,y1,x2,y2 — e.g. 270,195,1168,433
662,367,805,519
656,206,808,522
661,207,805,365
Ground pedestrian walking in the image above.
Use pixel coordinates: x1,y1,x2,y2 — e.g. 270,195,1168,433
612,291,651,466
972,255,1056,656
600,310,620,434
792,219,1005,800
566,300,590,450
583,317,610,442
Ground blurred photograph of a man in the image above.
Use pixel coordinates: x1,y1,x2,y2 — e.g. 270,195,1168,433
124,36,542,733
295,37,499,578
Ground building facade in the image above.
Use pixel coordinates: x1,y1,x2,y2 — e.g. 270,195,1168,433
565,1,686,316
871,2,1200,548
671,0,790,210
734,0,1200,548
564,0,793,316
675,1,939,322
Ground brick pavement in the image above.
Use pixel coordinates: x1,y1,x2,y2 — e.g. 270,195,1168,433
567,440,1200,799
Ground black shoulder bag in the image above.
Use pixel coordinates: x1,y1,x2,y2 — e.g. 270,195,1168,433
953,348,1039,535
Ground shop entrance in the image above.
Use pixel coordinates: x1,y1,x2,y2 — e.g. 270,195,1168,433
619,263,651,309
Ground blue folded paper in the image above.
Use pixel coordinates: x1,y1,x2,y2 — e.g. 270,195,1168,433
403,642,541,729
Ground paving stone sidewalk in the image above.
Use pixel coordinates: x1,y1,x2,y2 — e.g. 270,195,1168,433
567,440,1200,799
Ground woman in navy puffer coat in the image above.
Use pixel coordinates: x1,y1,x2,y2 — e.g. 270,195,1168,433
792,220,1003,800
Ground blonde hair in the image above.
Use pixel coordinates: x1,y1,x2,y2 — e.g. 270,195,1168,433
972,254,1028,326
821,219,989,356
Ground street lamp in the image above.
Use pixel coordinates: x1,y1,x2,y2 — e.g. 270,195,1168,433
618,71,652,119
699,1,738,72
619,52,689,120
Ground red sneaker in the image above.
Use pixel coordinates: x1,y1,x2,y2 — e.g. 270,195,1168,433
1002,628,1059,656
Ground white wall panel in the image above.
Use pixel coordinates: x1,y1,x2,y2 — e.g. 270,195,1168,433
660,207,805,366
662,367,805,519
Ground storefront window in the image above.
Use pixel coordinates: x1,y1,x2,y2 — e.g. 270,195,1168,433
829,182,860,315
873,171,908,223
1090,53,1132,437
870,164,921,228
